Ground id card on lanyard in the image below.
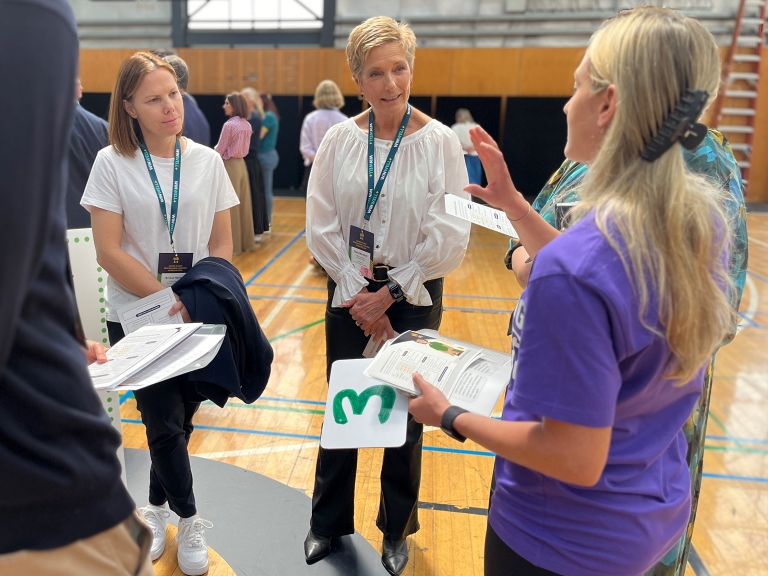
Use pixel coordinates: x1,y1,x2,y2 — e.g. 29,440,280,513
349,103,411,278
139,139,193,287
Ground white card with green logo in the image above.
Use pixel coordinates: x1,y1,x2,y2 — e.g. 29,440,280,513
321,358,408,449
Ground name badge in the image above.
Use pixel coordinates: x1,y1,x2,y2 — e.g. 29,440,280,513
157,252,193,287
349,225,374,279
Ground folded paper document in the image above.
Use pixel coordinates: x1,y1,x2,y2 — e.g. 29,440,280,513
363,330,511,416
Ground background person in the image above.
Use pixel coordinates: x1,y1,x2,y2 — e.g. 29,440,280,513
451,108,482,185
299,79,347,196
409,8,734,576
241,86,270,239
259,93,280,228
81,51,238,576
215,92,256,255
165,55,210,147
0,1,151,573
67,77,109,229
305,16,471,576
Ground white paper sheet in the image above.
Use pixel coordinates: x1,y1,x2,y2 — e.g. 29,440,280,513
116,287,183,335
116,332,226,390
89,323,201,390
444,193,518,238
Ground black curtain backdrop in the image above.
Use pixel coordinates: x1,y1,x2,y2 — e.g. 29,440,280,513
79,93,569,202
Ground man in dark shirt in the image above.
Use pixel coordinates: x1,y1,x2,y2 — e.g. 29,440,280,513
165,55,211,146
0,0,151,572
67,78,109,229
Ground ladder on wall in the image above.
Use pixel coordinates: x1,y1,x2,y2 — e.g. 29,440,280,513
712,0,766,194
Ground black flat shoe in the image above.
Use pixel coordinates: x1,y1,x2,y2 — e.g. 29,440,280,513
304,529,332,564
381,537,409,576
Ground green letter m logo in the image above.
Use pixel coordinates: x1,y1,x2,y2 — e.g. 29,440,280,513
333,385,396,425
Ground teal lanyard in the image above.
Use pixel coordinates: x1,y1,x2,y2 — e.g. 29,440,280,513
140,139,181,252
364,103,411,222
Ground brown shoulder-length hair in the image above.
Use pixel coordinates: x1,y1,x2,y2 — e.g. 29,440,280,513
109,51,180,157
226,92,249,120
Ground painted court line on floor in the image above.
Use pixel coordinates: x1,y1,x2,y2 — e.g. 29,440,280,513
260,264,316,330
196,441,320,459
244,229,306,286
121,419,768,482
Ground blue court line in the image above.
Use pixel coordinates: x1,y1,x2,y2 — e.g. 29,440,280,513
243,229,306,286
121,419,768,482
737,313,761,328
747,270,768,284
707,435,768,445
259,396,326,407
119,391,133,405
701,472,768,483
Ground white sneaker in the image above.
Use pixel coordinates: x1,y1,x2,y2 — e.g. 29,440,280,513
139,505,170,561
176,515,213,576
254,234,262,243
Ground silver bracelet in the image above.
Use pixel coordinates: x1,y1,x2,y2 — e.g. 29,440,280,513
509,204,531,222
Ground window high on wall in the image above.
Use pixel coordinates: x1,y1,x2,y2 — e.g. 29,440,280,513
187,0,324,30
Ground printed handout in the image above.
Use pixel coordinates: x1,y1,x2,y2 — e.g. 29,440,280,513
116,287,183,335
444,193,518,238
363,330,512,416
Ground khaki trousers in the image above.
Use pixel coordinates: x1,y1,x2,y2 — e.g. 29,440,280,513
223,157,256,255
0,510,153,576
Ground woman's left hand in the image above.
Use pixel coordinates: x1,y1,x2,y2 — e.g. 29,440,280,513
170,293,192,323
408,373,452,427
344,288,393,332
84,340,108,365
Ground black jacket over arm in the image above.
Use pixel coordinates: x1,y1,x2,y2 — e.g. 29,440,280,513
174,257,273,407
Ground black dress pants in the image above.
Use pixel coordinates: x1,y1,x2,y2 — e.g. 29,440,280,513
484,521,562,576
309,277,443,540
108,322,200,518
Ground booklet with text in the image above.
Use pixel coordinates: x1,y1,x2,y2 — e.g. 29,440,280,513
363,330,511,416
89,323,225,391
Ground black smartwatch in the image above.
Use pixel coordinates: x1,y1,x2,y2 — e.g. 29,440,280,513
440,405,469,442
386,281,404,303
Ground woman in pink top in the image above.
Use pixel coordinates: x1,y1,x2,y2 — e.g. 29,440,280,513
215,92,255,255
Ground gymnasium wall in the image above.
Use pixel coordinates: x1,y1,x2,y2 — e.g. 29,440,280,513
79,47,768,200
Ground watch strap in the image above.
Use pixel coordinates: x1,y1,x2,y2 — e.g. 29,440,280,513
440,405,469,443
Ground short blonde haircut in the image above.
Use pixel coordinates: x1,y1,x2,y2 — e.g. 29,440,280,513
455,108,474,123
109,51,180,158
346,16,416,79
313,79,344,109
241,86,265,119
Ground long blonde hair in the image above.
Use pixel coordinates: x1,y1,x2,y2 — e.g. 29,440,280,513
241,86,265,119
571,7,735,382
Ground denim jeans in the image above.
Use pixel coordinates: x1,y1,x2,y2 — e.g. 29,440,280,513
258,149,279,225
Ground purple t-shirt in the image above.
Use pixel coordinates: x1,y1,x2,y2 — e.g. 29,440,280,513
489,215,705,576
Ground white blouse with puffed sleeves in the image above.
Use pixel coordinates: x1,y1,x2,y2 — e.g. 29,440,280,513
306,117,472,307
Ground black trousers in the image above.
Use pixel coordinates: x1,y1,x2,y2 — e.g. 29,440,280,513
485,521,562,576
309,277,444,540
108,322,200,518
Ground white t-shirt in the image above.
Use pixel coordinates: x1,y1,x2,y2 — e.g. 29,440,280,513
81,139,239,321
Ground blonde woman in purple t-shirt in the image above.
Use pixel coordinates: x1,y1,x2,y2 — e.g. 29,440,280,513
408,8,734,576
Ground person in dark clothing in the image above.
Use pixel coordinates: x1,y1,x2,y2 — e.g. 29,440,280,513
0,0,152,573
241,86,270,237
67,78,109,229
165,55,211,147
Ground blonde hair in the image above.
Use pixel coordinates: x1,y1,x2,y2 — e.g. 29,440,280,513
241,86,265,119
571,7,734,382
455,108,474,123
313,79,344,109
109,51,180,158
346,16,416,79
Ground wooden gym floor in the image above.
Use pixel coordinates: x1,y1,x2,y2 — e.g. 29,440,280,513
120,198,768,576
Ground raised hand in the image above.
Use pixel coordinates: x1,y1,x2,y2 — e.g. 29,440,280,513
465,126,529,220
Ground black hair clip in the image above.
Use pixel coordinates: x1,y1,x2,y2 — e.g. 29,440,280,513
640,89,709,162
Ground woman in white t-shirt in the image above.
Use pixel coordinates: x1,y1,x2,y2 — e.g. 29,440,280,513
81,51,238,576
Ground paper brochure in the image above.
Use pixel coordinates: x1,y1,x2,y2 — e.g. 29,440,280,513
444,193,519,238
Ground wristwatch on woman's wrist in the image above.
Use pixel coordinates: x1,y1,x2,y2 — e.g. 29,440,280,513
440,405,469,442
387,281,404,302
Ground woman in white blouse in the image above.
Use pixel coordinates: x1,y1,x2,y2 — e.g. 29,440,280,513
304,16,471,576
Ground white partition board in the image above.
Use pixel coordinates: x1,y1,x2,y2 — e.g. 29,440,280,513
66,228,126,486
